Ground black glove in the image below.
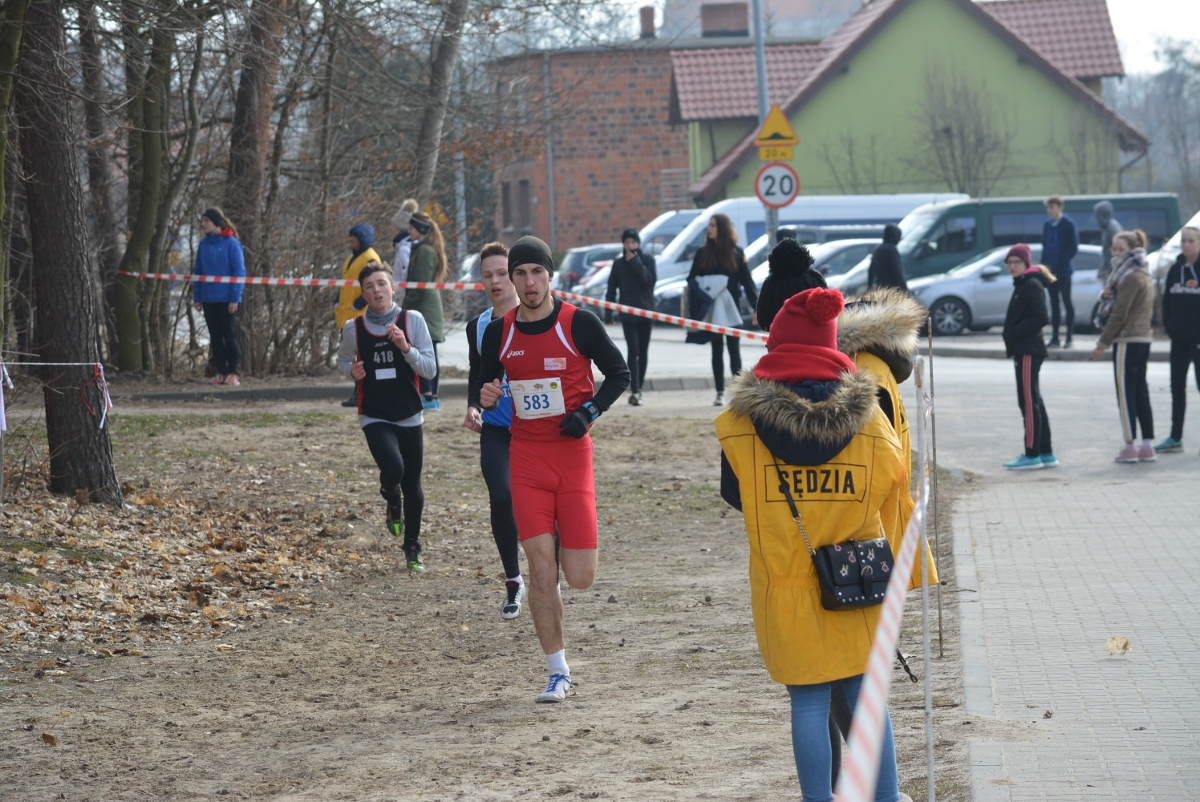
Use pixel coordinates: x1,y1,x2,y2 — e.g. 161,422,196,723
559,402,600,439
352,296,367,310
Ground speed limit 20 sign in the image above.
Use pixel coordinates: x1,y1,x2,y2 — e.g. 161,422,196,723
754,161,800,209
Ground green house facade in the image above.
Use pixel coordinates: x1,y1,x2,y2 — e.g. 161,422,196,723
671,0,1147,203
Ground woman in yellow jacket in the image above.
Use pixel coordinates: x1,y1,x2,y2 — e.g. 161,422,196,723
716,288,913,802
337,223,384,407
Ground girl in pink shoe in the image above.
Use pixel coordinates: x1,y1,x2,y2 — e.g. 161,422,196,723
1089,230,1156,463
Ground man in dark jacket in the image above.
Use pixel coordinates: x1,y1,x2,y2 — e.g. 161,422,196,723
867,224,906,292
605,227,657,405
1093,200,1123,281
1041,195,1078,347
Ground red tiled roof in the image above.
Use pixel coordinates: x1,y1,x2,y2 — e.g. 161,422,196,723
671,43,828,121
688,0,1147,201
981,0,1124,80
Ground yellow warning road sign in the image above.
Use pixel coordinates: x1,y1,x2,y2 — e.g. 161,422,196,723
754,104,800,148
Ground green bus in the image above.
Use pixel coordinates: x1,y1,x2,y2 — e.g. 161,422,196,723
889,193,1181,280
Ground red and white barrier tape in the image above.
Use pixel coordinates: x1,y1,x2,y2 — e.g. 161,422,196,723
118,271,770,342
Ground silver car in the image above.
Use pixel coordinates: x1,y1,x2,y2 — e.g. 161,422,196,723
906,244,1104,336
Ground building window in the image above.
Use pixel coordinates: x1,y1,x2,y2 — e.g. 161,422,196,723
518,180,532,233
501,182,512,232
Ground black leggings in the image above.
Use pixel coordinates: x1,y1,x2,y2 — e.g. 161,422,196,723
480,423,521,580
362,422,424,551
420,342,440,398
622,316,653,394
1113,342,1154,441
1048,274,1074,339
1014,355,1052,457
1168,339,1200,440
202,303,240,376
711,335,742,393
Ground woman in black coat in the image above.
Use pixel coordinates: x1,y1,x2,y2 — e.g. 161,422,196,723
686,213,758,406
1156,226,1200,453
1001,243,1056,470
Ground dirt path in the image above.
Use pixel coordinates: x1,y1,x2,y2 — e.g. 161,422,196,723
1,401,966,801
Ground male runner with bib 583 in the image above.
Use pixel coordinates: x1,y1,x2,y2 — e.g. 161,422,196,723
479,236,630,702
338,262,438,572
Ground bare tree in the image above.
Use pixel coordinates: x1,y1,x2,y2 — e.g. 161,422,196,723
0,0,31,341
903,63,1017,197
15,0,121,505
412,0,469,200
815,132,889,194
1046,107,1118,195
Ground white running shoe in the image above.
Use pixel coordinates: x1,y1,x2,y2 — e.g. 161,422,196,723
713,392,724,406
537,673,574,703
501,580,525,620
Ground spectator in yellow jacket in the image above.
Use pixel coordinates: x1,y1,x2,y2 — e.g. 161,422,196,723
337,223,383,406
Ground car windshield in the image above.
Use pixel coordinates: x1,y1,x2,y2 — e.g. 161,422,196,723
896,209,946,252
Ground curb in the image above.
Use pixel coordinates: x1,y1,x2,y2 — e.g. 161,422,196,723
921,345,1169,362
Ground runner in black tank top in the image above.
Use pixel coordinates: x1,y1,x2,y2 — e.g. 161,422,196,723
337,263,438,571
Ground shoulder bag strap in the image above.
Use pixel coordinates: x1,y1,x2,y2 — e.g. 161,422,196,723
772,457,816,557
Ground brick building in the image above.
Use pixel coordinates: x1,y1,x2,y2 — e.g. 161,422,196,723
488,13,694,250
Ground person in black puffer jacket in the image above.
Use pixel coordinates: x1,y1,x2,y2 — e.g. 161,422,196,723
605,227,657,405
867,224,906,291
1001,243,1056,470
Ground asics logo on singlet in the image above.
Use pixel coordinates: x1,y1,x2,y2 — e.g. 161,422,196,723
507,350,525,358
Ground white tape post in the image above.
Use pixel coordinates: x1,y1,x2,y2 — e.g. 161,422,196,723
833,358,933,802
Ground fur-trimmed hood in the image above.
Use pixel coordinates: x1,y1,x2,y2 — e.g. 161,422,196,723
837,288,923,383
728,370,879,466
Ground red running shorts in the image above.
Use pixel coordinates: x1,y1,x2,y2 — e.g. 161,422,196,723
509,434,598,550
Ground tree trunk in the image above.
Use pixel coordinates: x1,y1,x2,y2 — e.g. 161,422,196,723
114,22,172,372
0,0,31,340
15,0,122,505
79,3,123,363
225,0,286,272
411,0,468,200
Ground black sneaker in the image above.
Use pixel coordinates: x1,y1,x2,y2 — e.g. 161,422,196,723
1048,338,1061,348
341,390,357,408
404,545,425,573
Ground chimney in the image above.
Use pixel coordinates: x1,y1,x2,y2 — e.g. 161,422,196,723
700,2,749,37
640,6,656,39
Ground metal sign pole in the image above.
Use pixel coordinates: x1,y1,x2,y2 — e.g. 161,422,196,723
749,0,777,246
928,319,944,658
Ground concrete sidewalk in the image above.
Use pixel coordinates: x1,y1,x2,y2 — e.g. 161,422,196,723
917,356,1200,800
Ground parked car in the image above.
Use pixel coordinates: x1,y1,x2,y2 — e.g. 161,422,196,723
553,243,622,290
649,193,967,290
905,244,1104,336
854,193,1181,283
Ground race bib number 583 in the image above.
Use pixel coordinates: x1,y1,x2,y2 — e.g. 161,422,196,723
509,377,566,420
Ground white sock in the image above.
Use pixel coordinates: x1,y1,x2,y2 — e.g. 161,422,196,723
546,649,569,677
508,575,523,585
1142,439,1153,447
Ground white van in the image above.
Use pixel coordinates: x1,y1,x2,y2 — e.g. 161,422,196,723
652,193,967,286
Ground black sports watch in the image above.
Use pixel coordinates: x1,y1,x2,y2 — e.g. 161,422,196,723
582,401,600,422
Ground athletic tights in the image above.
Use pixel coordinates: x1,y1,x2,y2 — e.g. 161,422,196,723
711,335,742,393
1168,339,1200,441
622,316,652,395
1014,355,1052,457
362,422,424,551
1112,342,1154,441
1048,274,1074,340
201,303,240,376
480,423,521,580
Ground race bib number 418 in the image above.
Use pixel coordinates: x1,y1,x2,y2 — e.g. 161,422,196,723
510,377,566,420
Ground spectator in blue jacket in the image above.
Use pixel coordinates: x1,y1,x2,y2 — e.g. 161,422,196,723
1041,195,1078,348
192,208,246,385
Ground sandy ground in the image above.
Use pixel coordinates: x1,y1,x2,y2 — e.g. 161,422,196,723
1,396,966,801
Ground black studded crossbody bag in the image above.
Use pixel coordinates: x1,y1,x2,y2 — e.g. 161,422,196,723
772,460,894,611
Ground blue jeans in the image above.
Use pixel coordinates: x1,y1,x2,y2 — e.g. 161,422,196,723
788,674,900,802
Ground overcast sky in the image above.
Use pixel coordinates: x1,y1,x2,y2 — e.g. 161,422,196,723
1107,0,1200,74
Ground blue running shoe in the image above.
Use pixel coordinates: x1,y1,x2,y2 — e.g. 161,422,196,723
1154,437,1183,453
422,397,441,411
1004,455,1044,471
1039,453,1059,467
